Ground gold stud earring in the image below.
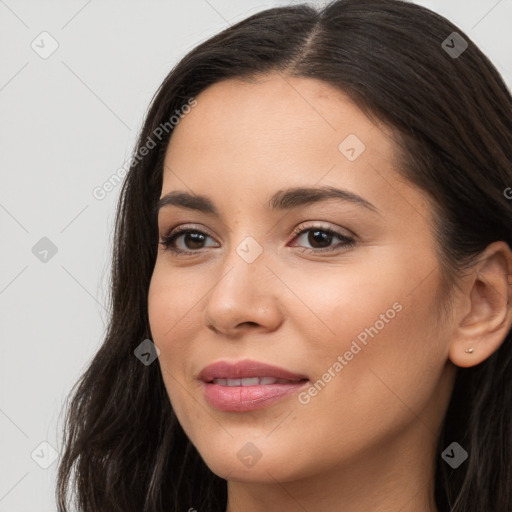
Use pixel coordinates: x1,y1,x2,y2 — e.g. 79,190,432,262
465,347,474,354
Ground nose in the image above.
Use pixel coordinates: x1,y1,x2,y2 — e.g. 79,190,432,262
202,246,283,337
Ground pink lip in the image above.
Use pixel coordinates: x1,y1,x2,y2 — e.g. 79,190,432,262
198,359,309,412
198,359,308,382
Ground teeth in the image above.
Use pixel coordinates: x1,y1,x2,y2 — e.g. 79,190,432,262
240,377,260,386
211,377,296,386
260,377,279,385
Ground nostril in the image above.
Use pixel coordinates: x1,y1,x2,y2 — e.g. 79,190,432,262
234,321,260,328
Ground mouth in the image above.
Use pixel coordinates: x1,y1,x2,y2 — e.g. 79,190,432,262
198,359,309,412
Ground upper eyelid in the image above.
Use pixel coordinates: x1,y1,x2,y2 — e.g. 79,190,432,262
162,223,217,240
157,211,234,236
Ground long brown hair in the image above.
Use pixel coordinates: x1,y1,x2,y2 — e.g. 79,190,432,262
56,1,512,510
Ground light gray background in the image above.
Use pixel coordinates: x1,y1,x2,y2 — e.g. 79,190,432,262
1,1,511,510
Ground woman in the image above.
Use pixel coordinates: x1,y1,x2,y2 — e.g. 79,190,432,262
56,1,512,511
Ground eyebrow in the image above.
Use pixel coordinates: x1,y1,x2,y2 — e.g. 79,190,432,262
155,186,380,216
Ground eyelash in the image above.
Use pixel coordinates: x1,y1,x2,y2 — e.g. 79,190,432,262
159,223,356,256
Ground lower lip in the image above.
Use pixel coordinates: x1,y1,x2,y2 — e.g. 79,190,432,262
202,381,309,412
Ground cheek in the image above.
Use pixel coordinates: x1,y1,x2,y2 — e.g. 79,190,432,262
296,319,444,479
147,265,200,402
302,271,443,428
286,255,444,427
148,262,202,347
281,256,408,358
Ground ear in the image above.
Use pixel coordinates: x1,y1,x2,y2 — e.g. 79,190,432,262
449,241,512,368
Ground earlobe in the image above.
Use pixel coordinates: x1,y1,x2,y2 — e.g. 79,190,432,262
448,241,512,369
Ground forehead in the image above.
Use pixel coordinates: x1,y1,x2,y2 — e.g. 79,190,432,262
161,74,433,227
166,74,390,163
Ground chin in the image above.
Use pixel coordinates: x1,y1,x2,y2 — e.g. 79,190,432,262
194,441,297,482
207,457,294,483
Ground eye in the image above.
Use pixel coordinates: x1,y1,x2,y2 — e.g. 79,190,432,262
159,223,356,255
159,226,218,254
289,223,356,253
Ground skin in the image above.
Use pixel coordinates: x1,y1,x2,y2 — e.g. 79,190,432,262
147,74,512,512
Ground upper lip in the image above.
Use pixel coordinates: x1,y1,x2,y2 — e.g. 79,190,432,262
198,359,309,382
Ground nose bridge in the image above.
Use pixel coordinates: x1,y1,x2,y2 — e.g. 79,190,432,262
219,211,268,270
211,230,267,301
202,227,281,333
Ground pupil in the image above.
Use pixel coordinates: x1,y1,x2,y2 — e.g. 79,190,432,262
309,230,331,248
186,232,205,249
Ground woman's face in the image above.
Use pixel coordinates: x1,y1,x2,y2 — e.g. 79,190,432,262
148,74,456,483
